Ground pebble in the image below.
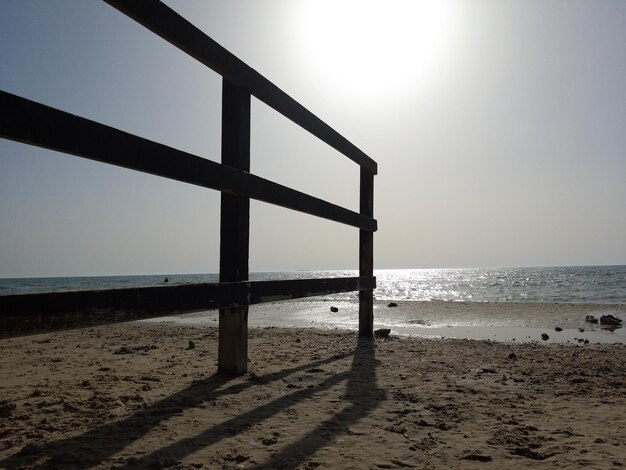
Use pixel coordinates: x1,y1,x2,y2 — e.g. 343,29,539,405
262,436,278,446
600,314,622,326
375,329,391,338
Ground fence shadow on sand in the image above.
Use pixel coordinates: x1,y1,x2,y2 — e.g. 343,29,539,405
0,337,385,469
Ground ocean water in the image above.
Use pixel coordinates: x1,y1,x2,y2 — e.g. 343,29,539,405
1,265,625,304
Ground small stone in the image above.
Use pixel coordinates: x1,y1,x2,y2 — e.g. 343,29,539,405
585,315,598,324
187,340,195,350
508,352,517,360
555,327,563,332
374,328,391,338
578,328,585,333
330,306,339,313
262,436,278,446
600,314,623,326
387,302,399,308
541,333,549,341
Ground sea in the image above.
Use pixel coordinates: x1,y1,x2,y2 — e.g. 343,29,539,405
1,265,625,303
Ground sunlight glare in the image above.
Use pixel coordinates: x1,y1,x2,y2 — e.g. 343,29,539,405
292,0,456,100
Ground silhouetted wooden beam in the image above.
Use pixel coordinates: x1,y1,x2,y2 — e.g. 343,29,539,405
104,0,378,175
0,276,376,339
359,168,375,337
0,91,377,232
219,79,251,375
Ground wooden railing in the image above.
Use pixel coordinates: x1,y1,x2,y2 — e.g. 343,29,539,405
0,0,377,375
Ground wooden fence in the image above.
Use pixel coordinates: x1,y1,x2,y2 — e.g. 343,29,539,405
0,0,377,375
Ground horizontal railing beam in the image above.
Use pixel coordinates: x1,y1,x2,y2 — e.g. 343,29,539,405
104,0,377,175
0,276,376,338
0,91,377,232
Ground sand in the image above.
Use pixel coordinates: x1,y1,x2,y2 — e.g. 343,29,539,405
1,303,625,469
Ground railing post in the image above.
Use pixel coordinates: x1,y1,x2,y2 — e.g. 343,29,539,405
218,79,251,375
359,168,374,337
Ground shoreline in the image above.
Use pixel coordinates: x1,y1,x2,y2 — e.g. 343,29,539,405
1,323,624,468
142,299,626,345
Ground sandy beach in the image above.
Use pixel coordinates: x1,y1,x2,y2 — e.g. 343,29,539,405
1,302,625,469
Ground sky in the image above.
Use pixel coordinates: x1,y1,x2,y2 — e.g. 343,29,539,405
1,0,625,277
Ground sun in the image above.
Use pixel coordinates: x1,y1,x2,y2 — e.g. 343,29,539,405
291,0,456,101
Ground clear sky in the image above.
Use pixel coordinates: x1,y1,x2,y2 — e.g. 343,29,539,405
1,0,625,277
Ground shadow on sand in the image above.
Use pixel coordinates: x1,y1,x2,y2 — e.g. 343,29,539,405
0,337,384,469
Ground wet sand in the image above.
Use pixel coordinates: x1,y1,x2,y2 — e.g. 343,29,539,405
146,300,626,344
1,314,625,469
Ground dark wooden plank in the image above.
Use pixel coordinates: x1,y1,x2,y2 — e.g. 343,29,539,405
104,0,377,175
219,79,251,375
0,90,376,232
0,277,376,339
359,168,375,337
219,80,251,282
